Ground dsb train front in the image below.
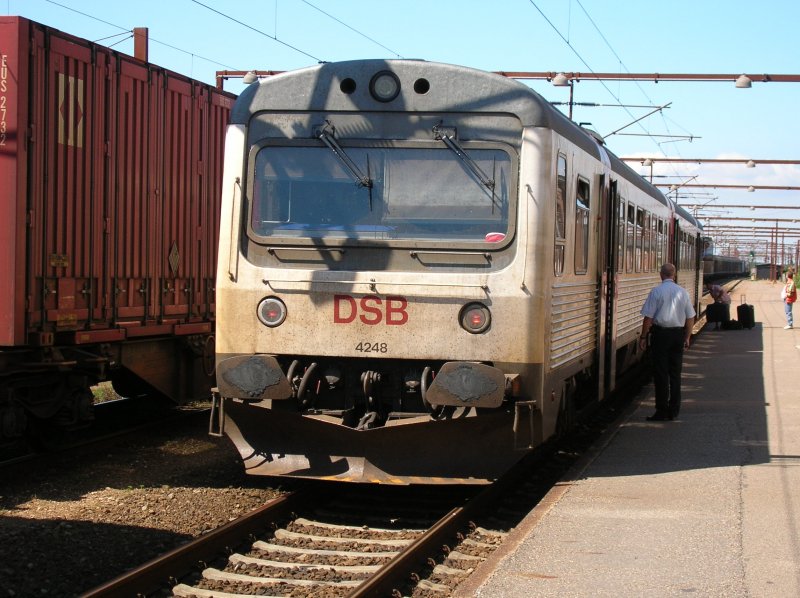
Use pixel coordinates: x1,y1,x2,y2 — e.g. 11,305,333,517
212,60,701,484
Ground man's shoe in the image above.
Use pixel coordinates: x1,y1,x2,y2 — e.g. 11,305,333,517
646,413,673,421
785,325,793,330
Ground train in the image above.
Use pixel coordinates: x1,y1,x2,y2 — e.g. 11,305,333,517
701,238,748,281
210,60,703,484
0,16,234,448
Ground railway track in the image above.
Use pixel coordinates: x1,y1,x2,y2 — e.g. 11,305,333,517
82,370,643,598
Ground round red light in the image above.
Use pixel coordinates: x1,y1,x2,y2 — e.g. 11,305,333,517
257,297,287,327
459,303,491,334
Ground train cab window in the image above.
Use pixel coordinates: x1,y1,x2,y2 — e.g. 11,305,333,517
248,143,513,246
617,197,625,273
574,177,590,274
554,154,567,276
626,204,635,272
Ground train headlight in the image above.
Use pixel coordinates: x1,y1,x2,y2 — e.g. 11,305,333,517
257,297,287,327
369,71,400,102
459,303,491,334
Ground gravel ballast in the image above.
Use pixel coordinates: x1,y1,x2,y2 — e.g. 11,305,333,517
0,415,285,597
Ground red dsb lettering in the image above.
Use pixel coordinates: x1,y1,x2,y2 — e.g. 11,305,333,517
332,294,409,325
333,295,357,323
386,296,409,325
359,296,383,325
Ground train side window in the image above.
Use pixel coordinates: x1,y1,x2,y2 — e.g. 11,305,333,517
554,154,567,276
635,207,644,272
651,215,659,270
574,177,590,274
683,233,692,269
656,219,664,267
617,197,625,273
680,233,687,269
684,233,690,269
643,211,651,272
626,204,635,272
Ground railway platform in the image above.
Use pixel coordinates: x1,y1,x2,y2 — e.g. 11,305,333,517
455,279,800,598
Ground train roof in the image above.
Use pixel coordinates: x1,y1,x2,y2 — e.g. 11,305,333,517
234,59,682,218
234,60,562,126
674,203,702,230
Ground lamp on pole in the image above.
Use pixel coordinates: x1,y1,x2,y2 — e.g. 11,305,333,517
642,158,654,183
552,73,574,120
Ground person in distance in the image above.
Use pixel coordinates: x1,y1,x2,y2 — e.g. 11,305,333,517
638,264,696,421
783,270,796,330
705,283,731,330
706,283,731,305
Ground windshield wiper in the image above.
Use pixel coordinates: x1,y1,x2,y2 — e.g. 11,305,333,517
316,121,373,190
433,122,495,191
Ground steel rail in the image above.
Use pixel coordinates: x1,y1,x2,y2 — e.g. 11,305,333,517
79,490,311,598
348,449,541,598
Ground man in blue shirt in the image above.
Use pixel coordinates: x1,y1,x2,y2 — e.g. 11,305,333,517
639,263,696,421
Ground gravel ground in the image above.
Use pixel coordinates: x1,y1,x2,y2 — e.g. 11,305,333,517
0,414,286,597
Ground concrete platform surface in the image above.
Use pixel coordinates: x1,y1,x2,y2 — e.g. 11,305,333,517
455,279,800,598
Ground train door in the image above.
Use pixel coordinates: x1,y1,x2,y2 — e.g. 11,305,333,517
599,178,620,398
693,234,703,313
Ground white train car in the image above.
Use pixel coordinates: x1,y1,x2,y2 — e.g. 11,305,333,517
211,60,702,484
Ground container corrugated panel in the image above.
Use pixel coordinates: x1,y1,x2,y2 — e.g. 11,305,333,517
0,18,29,345
0,16,234,348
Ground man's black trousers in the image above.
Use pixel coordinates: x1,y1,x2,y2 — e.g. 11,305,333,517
650,326,685,418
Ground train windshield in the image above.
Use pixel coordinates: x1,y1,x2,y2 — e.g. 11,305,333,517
249,143,512,245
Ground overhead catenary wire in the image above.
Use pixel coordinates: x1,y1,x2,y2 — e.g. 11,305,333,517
43,0,240,70
299,0,403,58
572,0,690,179
106,34,133,49
92,30,134,44
526,1,661,147
526,1,703,198
190,0,322,63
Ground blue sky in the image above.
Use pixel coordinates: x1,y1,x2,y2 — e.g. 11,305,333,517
6,0,800,256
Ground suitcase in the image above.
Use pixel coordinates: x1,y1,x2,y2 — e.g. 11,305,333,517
707,302,730,324
737,296,755,329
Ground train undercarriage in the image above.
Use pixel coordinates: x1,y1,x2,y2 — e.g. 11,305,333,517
211,354,548,484
0,335,214,451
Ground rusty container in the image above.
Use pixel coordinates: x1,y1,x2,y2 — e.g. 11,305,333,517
0,16,234,402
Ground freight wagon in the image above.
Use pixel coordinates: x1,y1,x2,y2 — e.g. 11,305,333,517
0,16,234,446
